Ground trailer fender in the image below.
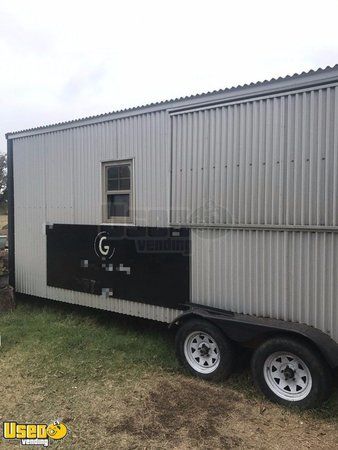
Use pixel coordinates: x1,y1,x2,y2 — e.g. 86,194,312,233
170,306,338,369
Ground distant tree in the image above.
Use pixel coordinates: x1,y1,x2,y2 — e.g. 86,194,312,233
0,154,7,210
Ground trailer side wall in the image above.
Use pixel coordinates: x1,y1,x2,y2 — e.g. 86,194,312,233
13,111,180,322
11,78,338,342
171,85,338,341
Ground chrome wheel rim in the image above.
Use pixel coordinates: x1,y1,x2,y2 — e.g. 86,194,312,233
263,352,312,401
184,331,220,374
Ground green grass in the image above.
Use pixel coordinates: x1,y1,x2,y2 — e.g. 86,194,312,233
1,296,337,418
0,296,337,449
0,297,179,383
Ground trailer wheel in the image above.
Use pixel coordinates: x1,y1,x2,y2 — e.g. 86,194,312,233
175,319,234,381
251,336,332,409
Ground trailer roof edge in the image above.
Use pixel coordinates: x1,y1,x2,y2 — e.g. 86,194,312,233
6,64,338,140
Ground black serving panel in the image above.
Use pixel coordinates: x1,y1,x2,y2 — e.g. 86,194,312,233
46,224,190,309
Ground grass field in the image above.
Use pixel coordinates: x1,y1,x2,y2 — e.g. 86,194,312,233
0,296,337,449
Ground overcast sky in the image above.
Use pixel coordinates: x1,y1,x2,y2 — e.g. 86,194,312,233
1,0,338,153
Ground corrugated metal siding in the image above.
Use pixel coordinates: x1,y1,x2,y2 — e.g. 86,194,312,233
12,78,338,337
192,229,338,341
13,111,179,323
14,135,47,299
43,112,169,226
171,86,338,227
45,287,178,322
172,84,338,342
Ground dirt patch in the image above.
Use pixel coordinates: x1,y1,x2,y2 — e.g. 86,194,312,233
0,215,7,232
107,377,242,446
0,286,15,311
103,374,338,449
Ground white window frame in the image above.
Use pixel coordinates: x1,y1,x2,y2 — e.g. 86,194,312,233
102,159,134,224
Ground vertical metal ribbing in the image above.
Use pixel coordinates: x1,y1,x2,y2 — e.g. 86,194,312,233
250,102,257,225
184,113,190,225
171,86,337,228
14,110,180,323
285,95,292,226
172,84,335,341
214,108,222,224
207,108,213,224
7,138,15,287
191,229,338,340
318,90,324,226
257,100,265,225
324,88,331,225
11,80,338,330
309,90,316,226
333,87,338,226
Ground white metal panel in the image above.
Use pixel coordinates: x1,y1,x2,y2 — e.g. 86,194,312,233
171,86,338,228
45,131,75,224
191,229,338,341
36,111,169,227
46,286,179,323
13,111,177,323
11,67,338,337
13,135,47,298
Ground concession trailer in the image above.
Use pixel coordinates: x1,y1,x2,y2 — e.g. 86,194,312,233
6,65,338,408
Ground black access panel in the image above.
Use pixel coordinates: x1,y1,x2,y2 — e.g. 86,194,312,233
46,224,190,309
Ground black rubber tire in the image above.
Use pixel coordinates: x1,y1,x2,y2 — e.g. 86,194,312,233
251,336,332,409
175,319,234,381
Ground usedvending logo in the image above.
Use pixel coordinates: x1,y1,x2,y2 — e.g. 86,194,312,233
3,420,68,447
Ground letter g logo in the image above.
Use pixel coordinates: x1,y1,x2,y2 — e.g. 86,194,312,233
94,231,115,259
99,236,109,256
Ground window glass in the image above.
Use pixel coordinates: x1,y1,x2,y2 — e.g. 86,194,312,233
103,160,133,222
107,164,130,191
107,178,119,190
119,165,130,178
107,194,130,217
119,178,130,190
